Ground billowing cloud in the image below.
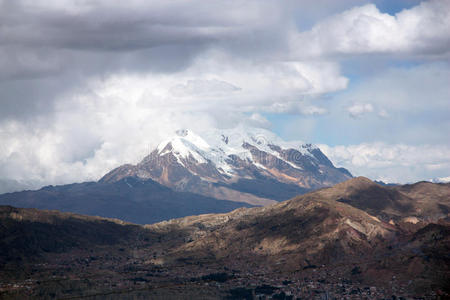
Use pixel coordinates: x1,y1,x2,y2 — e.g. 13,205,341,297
293,0,450,58
320,143,450,183
0,0,285,119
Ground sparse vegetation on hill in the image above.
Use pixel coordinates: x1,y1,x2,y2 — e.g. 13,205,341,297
0,177,449,299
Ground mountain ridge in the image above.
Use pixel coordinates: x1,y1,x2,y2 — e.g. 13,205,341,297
1,177,449,298
0,176,253,224
101,127,352,205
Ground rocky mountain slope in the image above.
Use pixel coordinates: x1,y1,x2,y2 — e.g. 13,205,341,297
0,177,252,224
1,177,448,299
101,127,352,205
331,177,450,224
150,177,449,263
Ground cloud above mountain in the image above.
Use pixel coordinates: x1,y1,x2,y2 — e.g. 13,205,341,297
293,0,450,58
320,143,450,183
0,0,449,192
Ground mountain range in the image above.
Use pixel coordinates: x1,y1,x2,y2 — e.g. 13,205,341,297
0,127,351,223
101,127,352,205
1,177,449,298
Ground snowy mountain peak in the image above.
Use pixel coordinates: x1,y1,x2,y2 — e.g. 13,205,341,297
101,126,352,205
159,127,316,158
154,127,319,175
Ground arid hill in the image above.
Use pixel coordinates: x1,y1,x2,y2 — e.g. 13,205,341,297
1,177,449,299
148,178,449,283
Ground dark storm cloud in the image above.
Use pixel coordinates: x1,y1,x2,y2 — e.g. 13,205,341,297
0,0,271,73
2,6,219,51
0,0,284,119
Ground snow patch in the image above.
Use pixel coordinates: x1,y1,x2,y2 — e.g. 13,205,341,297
155,126,318,175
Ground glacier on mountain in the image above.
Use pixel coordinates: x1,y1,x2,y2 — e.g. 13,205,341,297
101,126,352,205
155,126,316,176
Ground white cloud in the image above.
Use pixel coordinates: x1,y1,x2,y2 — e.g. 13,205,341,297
247,113,272,128
320,142,450,183
433,176,450,183
347,103,374,118
0,49,349,188
293,0,450,58
116,50,348,111
170,79,241,98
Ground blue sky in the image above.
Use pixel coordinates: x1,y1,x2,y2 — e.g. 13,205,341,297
0,0,449,192
373,0,422,14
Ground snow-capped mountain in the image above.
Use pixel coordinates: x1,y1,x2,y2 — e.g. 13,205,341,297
100,127,352,205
